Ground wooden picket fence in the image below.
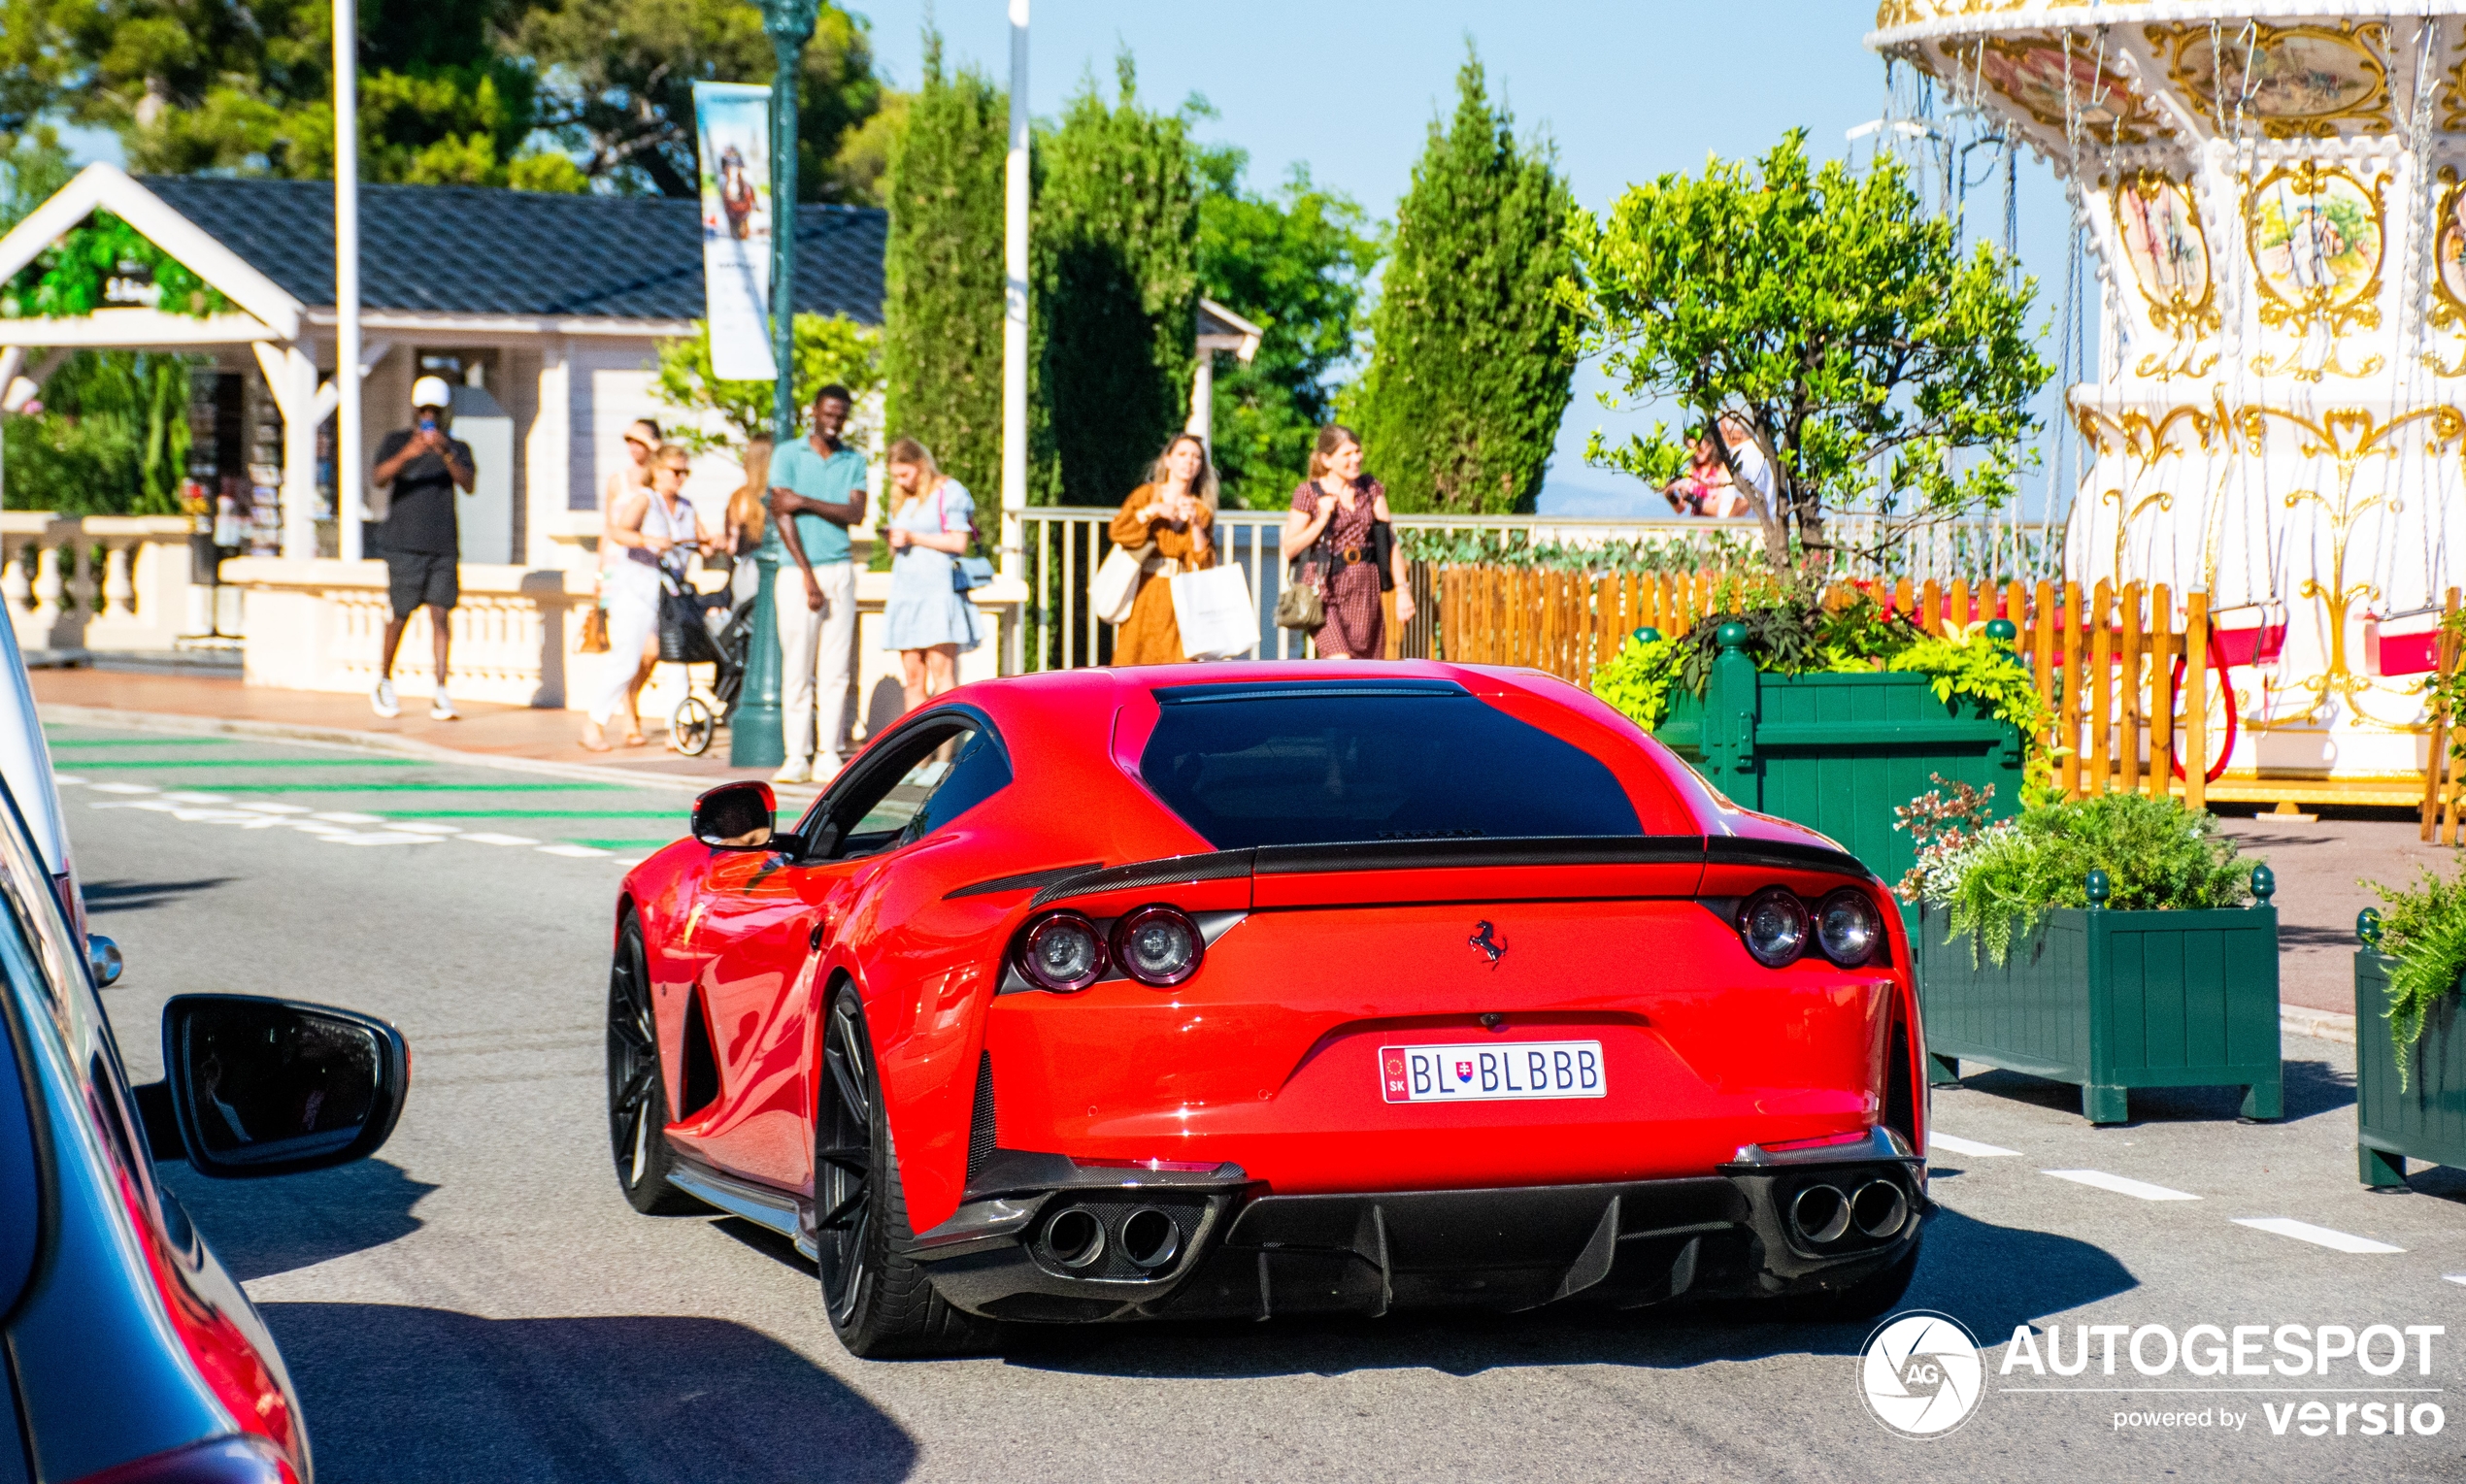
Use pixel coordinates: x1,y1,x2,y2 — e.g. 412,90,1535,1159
1432,564,2216,808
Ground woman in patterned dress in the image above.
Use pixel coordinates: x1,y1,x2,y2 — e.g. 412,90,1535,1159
1283,424,1414,659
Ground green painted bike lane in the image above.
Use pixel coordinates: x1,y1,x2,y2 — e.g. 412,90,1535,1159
43,726,694,857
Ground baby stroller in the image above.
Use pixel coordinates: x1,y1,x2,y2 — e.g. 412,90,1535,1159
658,577,753,757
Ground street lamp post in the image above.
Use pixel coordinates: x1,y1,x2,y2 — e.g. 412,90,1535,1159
732,0,821,770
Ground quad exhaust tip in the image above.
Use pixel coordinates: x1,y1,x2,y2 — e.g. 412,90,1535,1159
1788,1183,1852,1245
1120,1207,1181,1270
1042,1207,1106,1270
1850,1179,1908,1239
1786,1179,1910,1247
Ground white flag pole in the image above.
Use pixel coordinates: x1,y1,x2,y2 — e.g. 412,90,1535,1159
1000,0,1029,586
334,0,363,562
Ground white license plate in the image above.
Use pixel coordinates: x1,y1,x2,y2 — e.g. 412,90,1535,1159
1379,1040,1607,1104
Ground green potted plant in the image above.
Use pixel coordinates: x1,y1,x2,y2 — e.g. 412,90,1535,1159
2352,867,2466,1186
1591,589,2046,886
1900,789,2279,1125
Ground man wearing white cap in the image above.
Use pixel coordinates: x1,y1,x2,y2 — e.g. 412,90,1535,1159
369,376,476,719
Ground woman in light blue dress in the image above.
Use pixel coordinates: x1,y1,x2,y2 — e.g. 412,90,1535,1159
881,437,983,713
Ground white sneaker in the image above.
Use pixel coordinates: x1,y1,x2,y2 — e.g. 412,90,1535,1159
371,678,400,718
429,692,460,721
771,763,810,785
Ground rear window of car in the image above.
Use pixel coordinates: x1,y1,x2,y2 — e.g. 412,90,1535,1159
1138,681,1644,849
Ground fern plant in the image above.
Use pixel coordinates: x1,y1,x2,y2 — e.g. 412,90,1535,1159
1920,791,2256,966
2365,865,2466,1090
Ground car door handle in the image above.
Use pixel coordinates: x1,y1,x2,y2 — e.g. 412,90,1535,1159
809,911,833,952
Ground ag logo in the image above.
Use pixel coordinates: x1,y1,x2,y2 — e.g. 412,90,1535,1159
1859,1311,1984,1438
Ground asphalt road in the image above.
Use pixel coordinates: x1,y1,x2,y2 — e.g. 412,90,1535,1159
62,721,2466,1483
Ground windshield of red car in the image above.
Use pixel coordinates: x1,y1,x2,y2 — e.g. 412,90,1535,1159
1137,681,1644,849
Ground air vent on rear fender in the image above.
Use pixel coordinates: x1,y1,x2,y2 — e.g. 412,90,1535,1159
968,1051,997,1178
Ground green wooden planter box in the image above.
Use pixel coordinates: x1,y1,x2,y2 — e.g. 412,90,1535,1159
1907,892,2283,1125
1653,627,2027,887
2353,950,2466,1186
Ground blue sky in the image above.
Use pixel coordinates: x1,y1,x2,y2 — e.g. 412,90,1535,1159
53,1,2085,513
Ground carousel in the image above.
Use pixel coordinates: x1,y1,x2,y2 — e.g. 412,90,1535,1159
1870,2,2466,800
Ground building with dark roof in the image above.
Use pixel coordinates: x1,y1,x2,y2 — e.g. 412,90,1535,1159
0,164,886,568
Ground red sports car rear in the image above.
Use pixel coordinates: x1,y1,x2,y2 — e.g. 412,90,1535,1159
609,662,1929,1355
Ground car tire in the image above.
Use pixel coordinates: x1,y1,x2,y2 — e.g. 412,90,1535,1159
1782,1237,1922,1324
814,981,1001,1359
607,914,703,1215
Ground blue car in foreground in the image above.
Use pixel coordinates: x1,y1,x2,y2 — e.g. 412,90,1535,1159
0,776,408,1484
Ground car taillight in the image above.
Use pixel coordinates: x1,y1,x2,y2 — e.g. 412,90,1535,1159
70,1435,296,1484
1111,905,1203,987
1816,888,1883,967
1016,911,1107,992
1736,887,1810,968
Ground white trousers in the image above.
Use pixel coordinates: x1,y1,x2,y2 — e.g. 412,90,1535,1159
778,560,857,770
589,568,662,726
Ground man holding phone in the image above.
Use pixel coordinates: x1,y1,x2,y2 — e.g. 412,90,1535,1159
369,376,477,720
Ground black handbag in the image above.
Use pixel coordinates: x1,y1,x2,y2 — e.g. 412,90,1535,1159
656,579,723,665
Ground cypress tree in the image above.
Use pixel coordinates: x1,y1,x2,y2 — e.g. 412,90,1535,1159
882,32,1007,499
1352,51,1578,514
1032,54,1198,506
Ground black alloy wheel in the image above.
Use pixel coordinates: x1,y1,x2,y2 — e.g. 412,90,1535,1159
813,982,1000,1358
607,916,701,1214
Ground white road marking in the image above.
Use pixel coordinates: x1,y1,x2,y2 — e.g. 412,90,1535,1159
312,811,387,824
389,822,462,836
322,832,449,846
162,792,233,804
2042,1170,2201,1202
2445,1274,2466,1287
52,775,83,786
2234,1218,2405,1255
237,803,312,814
459,832,539,846
537,844,610,858
1931,1133,2020,1158
171,809,261,824
90,782,158,795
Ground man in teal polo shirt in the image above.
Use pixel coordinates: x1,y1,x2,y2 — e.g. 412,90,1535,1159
768,384,869,783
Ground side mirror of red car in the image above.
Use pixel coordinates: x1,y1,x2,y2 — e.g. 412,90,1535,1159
145,994,410,1179
692,780,776,849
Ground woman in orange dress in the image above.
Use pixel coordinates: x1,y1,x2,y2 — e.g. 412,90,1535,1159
1107,433,1218,666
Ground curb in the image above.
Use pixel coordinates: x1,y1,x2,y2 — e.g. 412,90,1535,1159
36,703,826,802
2282,1005,2356,1045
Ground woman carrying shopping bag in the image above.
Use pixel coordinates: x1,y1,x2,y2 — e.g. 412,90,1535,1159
1283,423,1412,659
882,439,984,714
1106,433,1217,665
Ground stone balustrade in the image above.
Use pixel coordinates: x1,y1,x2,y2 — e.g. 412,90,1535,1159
222,557,1027,742
1,513,208,658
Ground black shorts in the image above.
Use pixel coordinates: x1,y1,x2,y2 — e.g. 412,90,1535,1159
385,552,459,615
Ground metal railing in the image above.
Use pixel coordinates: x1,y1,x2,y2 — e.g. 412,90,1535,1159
1016,505,2055,672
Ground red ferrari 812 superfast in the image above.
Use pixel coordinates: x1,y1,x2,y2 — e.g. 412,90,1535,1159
606,662,1929,1356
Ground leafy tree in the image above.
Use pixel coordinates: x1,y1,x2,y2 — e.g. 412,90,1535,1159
880,36,1004,499
650,313,881,453
1032,54,1197,507
1194,146,1382,509
26,0,569,186
2,350,195,514
1350,50,1576,515
517,0,881,199
0,128,73,231
1565,129,2048,575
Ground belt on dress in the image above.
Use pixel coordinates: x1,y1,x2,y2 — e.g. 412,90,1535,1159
1336,546,1366,564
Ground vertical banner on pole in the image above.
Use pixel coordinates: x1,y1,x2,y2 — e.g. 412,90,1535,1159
693,82,781,382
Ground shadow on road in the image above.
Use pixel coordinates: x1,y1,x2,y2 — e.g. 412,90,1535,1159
158,1157,434,1282
83,875,236,914
990,1206,2132,1381
1949,1058,2353,1125
265,1304,917,1484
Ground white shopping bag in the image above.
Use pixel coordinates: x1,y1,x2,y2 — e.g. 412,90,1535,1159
1169,566,1257,660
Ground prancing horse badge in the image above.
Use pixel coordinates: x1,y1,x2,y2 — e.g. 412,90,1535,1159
1468,920,1506,966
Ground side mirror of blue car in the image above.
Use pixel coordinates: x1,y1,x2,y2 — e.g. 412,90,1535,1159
143,994,410,1179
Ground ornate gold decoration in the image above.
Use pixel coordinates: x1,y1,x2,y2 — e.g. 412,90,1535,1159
1966,36,2175,147
2440,27,2466,131
2111,171,2220,379
2075,396,2231,579
2244,162,2387,381
2149,20,2392,138
2226,405,2464,726
2428,175,2466,376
